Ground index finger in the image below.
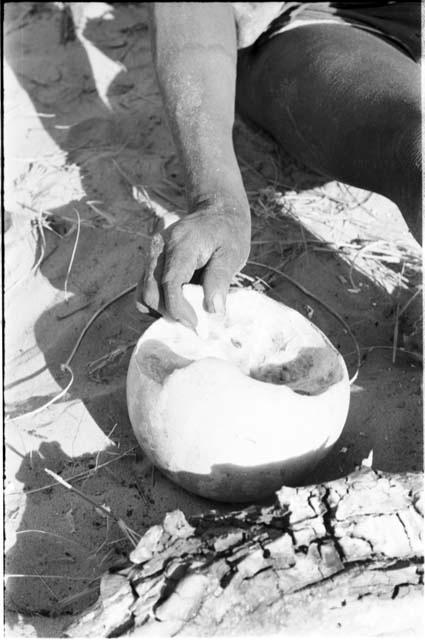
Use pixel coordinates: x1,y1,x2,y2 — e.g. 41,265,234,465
136,233,166,315
161,248,199,329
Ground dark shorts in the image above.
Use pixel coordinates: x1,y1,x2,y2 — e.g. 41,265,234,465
258,1,421,62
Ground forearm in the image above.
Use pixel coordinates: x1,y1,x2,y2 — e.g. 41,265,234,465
149,2,249,213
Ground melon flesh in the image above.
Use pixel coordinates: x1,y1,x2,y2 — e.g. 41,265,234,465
127,285,350,502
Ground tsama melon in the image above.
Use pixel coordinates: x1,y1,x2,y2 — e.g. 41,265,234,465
127,285,350,502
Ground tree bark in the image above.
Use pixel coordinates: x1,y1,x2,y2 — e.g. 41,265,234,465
65,469,423,637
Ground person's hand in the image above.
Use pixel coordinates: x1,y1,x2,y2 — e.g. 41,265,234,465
136,198,251,329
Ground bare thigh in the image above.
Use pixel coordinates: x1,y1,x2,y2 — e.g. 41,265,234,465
236,24,421,242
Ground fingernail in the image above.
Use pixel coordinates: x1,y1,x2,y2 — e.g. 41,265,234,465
181,317,197,333
136,300,149,314
179,305,198,332
212,293,225,315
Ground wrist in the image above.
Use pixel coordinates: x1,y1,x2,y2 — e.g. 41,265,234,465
186,165,250,218
189,188,250,218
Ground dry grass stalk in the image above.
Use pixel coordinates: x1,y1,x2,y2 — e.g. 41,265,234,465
8,447,136,497
16,529,91,551
248,183,421,296
87,341,137,380
5,574,100,581
6,282,139,422
18,200,149,238
55,587,98,609
392,262,407,364
86,200,116,226
343,345,420,360
64,284,138,368
6,366,75,423
44,468,140,548
64,208,81,302
33,568,59,601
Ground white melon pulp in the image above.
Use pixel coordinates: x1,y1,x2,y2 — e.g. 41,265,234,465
127,285,350,502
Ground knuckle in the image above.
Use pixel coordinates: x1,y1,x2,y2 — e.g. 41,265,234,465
149,233,165,256
213,248,238,272
210,262,231,280
168,221,188,242
161,278,179,293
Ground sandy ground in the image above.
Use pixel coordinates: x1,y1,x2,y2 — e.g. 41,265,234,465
4,3,423,637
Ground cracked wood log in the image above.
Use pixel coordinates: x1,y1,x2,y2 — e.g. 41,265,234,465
65,469,423,637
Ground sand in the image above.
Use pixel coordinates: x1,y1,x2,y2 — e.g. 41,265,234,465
4,3,422,637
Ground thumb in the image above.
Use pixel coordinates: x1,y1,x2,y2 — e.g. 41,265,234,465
202,256,234,314
135,233,165,316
